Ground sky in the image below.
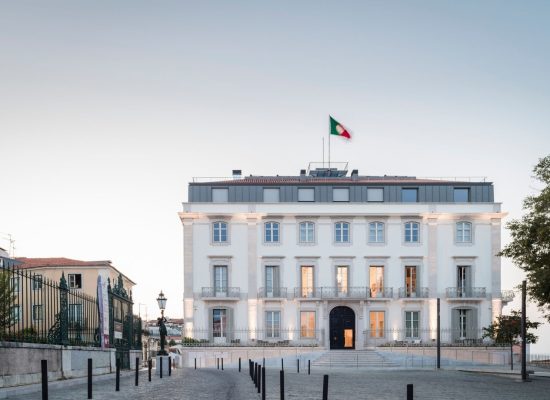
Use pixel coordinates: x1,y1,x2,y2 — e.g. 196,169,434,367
1,1,549,352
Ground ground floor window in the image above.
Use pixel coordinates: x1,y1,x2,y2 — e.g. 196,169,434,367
405,311,419,338
10,305,20,323
369,311,385,338
69,304,83,327
266,311,280,338
213,309,227,338
32,304,43,321
300,311,315,338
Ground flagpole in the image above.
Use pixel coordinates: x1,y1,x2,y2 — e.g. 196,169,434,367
322,137,325,168
328,116,331,169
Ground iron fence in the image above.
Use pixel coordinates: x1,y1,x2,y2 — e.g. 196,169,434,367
182,328,324,347
363,328,494,347
445,287,486,298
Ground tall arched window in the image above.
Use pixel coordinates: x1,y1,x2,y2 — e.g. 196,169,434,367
456,221,472,243
334,222,350,243
368,222,385,243
404,221,419,243
212,221,228,243
299,221,315,243
264,221,280,243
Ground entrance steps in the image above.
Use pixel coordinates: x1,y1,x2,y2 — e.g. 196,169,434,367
311,349,399,369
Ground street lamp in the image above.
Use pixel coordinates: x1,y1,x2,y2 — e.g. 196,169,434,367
156,291,168,355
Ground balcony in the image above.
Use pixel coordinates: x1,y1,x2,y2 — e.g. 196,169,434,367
501,290,515,304
317,287,369,299
293,287,393,300
201,287,240,300
446,287,486,300
293,287,320,299
398,287,429,299
258,287,288,299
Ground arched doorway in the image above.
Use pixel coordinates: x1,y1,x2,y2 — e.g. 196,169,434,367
329,306,355,350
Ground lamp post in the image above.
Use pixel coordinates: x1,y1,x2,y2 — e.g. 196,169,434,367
157,291,168,356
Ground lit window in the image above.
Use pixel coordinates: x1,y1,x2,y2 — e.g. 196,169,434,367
404,222,420,243
300,311,316,338
266,311,281,338
298,188,314,202
368,222,384,243
212,309,227,338
263,188,280,202
212,188,229,203
68,274,82,289
456,221,472,243
454,188,469,202
370,311,385,338
333,188,349,202
402,188,418,202
264,222,280,243
213,221,228,243
335,222,350,243
299,221,315,243
367,188,384,202
405,311,419,338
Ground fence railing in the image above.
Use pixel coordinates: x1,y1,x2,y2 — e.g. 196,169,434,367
363,328,492,347
201,287,241,298
1,264,99,346
257,287,288,298
446,287,486,299
398,287,429,298
182,328,324,347
293,287,394,299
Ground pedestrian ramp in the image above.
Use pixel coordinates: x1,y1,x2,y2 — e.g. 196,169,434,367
311,349,399,369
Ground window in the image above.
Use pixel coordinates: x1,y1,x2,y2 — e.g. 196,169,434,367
298,188,314,202
368,222,384,243
214,266,228,296
212,188,229,203
402,188,418,202
336,266,348,295
212,309,227,337
369,266,384,297
265,266,280,297
405,311,419,338
32,305,43,321
457,265,471,297
10,306,20,323
333,187,349,202
367,188,384,202
299,221,315,243
32,274,42,290
266,311,281,338
301,266,314,297
264,221,280,243
454,188,469,202
263,188,280,202
405,266,417,297
334,222,350,243
300,311,316,338
68,274,82,289
212,221,228,243
458,309,467,339
69,304,83,327
456,221,472,243
404,222,419,243
369,311,385,338
10,276,20,292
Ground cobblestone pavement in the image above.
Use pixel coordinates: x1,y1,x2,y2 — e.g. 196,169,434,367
6,367,550,399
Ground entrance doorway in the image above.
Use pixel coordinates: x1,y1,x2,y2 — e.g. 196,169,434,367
329,306,355,350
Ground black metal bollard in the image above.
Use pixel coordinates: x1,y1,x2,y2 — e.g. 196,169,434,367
115,359,120,391
297,359,300,373
148,359,152,382
221,358,224,370
41,359,48,400
308,359,311,375
322,375,329,400
249,360,252,379
169,356,172,376
257,365,261,394
217,358,219,369
195,357,197,369
281,358,284,371
407,384,413,400
280,369,285,400
263,357,265,367
262,365,266,400
135,357,139,386
87,358,92,399
160,356,163,379
254,363,258,387
239,357,241,372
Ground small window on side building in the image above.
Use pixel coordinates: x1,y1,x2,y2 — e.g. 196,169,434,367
333,188,350,202
298,188,315,202
212,188,229,203
454,188,469,202
263,188,280,202
367,188,384,202
402,188,418,202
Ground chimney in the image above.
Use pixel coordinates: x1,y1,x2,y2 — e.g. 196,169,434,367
232,169,242,179
351,169,359,180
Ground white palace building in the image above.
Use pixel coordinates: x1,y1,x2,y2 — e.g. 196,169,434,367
179,163,513,349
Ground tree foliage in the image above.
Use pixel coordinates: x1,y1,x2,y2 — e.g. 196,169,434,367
482,310,540,345
500,155,550,320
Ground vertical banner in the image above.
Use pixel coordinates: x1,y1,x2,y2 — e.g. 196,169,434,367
97,273,110,348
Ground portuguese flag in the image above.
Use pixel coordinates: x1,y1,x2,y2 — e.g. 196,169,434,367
330,116,351,139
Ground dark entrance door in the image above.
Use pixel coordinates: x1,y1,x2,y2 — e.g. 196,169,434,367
329,306,355,350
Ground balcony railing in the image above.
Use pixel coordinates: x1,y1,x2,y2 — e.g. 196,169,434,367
258,287,288,299
201,287,240,299
398,287,429,298
293,287,393,299
446,287,486,299
501,290,515,303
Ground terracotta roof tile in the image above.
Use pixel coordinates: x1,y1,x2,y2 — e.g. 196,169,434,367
15,257,112,269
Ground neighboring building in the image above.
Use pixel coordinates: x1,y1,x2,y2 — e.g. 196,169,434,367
179,164,513,349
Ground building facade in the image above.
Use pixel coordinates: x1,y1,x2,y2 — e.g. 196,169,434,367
179,165,512,349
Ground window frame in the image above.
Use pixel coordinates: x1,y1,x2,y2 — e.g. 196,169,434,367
32,304,43,321
298,221,315,244
404,310,420,339
264,221,280,244
266,310,281,338
367,187,384,202
263,187,280,203
369,311,385,338
368,221,385,244
334,221,351,244
455,221,473,244
211,187,229,203
404,221,420,244
332,187,350,202
68,273,82,289
300,311,316,338
212,221,229,244
32,274,43,290
453,188,470,203
298,188,315,202
402,188,418,203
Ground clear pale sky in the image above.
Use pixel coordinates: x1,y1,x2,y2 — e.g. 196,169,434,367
1,1,549,352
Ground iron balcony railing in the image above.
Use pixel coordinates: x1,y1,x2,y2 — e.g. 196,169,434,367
398,287,429,298
501,290,515,303
446,287,486,299
363,328,489,347
201,287,240,298
293,286,393,299
257,287,288,299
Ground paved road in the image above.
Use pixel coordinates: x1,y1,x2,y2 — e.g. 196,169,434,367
5,367,550,399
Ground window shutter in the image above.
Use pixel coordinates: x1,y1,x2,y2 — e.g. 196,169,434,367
273,267,280,296
465,267,472,295
209,308,214,343
227,308,234,342
467,309,478,339
451,309,460,342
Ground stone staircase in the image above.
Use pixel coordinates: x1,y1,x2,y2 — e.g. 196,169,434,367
311,349,399,369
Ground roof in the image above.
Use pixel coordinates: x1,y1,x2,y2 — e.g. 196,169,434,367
15,257,136,285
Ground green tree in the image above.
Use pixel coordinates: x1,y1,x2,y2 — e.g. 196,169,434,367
482,310,540,370
0,270,16,335
168,339,176,347
500,155,550,320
